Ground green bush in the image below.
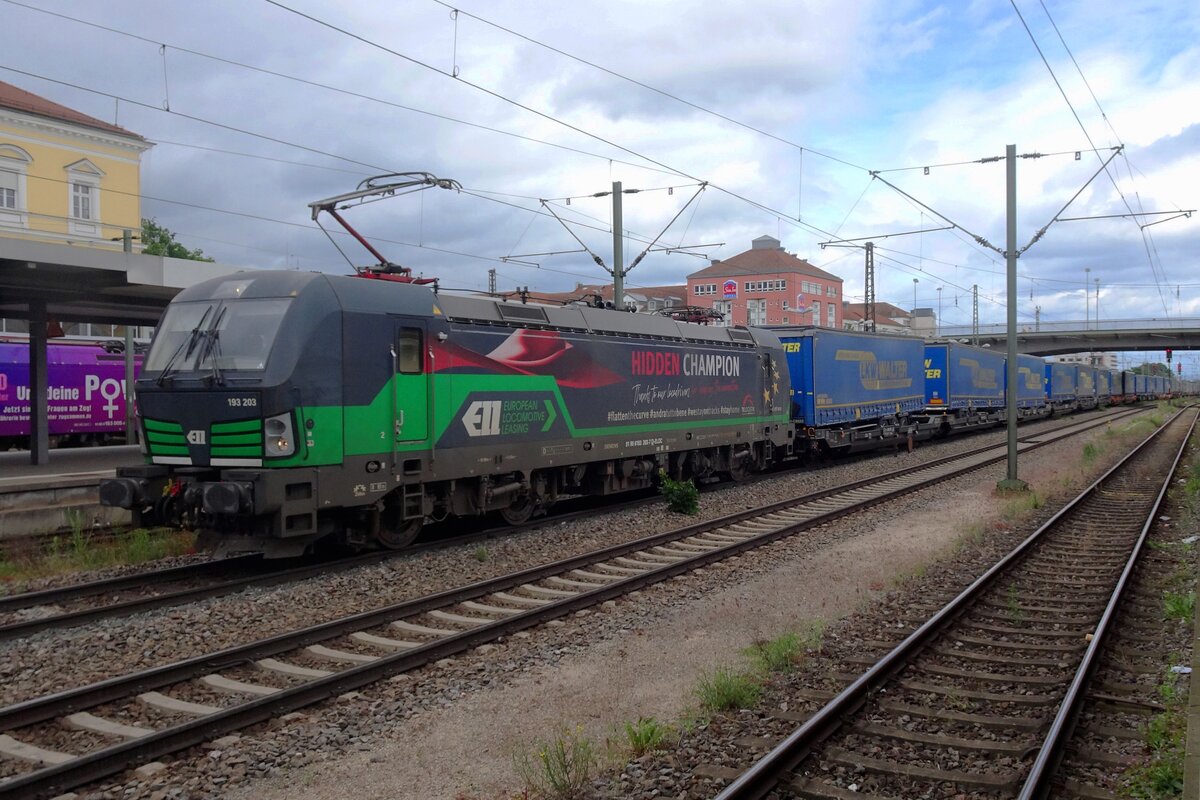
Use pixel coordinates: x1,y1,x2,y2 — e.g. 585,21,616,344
657,470,699,515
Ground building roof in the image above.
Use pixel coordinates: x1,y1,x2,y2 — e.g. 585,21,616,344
843,301,911,320
843,307,903,327
688,235,842,283
0,80,144,140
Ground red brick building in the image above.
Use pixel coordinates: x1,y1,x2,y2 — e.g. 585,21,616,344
685,236,843,327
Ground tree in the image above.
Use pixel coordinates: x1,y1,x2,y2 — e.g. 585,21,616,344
1131,362,1170,377
140,218,215,262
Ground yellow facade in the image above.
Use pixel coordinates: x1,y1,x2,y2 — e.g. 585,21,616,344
0,103,150,251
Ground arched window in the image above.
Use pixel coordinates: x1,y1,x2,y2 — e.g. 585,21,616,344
0,144,32,228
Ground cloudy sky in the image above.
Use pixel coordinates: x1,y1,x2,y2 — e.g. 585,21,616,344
3,0,1197,335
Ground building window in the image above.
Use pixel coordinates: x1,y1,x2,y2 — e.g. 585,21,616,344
65,159,105,237
0,173,14,209
693,283,717,296
813,302,822,327
73,182,94,220
0,144,31,228
826,285,837,297
748,299,767,326
713,300,732,327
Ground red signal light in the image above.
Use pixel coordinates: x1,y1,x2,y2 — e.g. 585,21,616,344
1166,348,1173,362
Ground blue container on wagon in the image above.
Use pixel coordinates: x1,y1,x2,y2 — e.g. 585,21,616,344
923,341,1005,411
1045,362,1077,405
1120,371,1136,400
1014,353,1047,409
1076,364,1098,408
775,327,925,427
1096,368,1111,404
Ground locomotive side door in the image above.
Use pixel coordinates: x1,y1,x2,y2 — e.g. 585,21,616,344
392,321,429,444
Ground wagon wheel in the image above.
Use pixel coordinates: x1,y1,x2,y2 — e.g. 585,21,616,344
374,495,423,549
499,495,535,525
727,457,751,482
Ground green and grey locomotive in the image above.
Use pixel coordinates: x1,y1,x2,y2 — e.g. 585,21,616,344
101,270,792,557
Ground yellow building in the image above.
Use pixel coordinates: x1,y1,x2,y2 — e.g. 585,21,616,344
0,80,151,251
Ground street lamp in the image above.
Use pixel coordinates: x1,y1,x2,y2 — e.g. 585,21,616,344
1094,277,1100,324
913,278,919,311
1084,267,1091,329
937,286,942,335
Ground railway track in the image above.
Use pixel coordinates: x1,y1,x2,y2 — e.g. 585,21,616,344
713,405,1197,800
0,407,1145,641
0,406,1155,797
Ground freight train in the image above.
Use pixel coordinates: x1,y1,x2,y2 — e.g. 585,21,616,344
98,270,1188,557
0,337,142,451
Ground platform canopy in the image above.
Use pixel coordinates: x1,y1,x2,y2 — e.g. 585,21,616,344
0,236,250,465
0,236,241,325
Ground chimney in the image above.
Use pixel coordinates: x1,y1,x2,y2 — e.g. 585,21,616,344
752,235,781,251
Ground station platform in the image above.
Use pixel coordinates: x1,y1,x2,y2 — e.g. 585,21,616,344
0,446,142,540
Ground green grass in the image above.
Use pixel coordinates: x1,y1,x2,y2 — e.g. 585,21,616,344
1005,583,1023,622
744,632,802,674
1001,491,1044,522
694,666,762,711
1082,441,1101,467
0,527,196,588
472,546,489,562
1162,591,1194,622
1123,711,1186,798
513,724,597,800
743,623,826,676
617,717,673,757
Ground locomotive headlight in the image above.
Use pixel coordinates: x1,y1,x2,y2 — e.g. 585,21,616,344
264,412,295,457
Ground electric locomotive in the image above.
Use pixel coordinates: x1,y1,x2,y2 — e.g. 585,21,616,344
100,270,792,557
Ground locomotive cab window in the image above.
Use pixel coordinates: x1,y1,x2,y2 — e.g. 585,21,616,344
144,298,291,375
395,329,423,374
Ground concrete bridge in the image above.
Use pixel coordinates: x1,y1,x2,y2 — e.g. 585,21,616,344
937,318,1200,356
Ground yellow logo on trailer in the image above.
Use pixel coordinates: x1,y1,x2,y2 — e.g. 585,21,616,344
835,350,912,391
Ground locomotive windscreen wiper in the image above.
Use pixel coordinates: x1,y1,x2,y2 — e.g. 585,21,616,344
200,306,229,385
155,305,213,385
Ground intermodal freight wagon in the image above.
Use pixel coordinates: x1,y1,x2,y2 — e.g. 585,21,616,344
774,327,925,453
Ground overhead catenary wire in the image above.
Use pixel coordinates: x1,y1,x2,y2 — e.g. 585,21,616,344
4,2,1021,306
0,64,686,275
1009,0,1173,316
0,0,680,178
428,0,870,174
5,2,1179,323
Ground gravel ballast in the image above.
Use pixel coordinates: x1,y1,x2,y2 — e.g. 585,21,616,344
0,408,1163,798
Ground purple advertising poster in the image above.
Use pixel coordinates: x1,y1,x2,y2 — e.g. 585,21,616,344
0,341,142,439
